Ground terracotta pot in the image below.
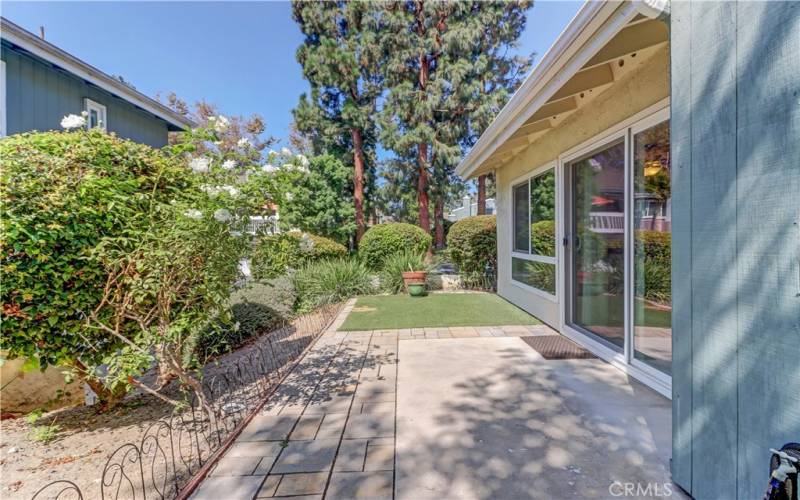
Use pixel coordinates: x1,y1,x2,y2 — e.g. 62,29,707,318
401,271,428,287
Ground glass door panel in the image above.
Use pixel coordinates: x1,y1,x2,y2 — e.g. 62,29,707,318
633,120,672,374
569,139,626,350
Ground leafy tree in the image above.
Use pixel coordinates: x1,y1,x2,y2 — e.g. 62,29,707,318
378,1,532,246
271,154,357,245
292,1,384,243
161,93,276,169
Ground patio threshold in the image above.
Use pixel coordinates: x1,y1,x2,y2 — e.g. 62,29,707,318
192,300,681,500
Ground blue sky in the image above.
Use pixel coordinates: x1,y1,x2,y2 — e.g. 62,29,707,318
4,1,582,147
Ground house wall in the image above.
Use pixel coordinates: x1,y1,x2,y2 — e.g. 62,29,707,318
494,44,669,327
670,2,800,498
1,43,169,147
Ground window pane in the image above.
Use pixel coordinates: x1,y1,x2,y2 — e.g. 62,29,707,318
633,119,671,374
513,182,529,253
89,109,99,128
512,257,555,295
569,139,626,351
530,170,556,257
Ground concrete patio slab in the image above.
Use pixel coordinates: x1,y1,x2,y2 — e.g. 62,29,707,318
395,337,680,500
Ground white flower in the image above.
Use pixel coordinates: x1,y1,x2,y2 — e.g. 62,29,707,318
222,185,240,197
281,147,292,157
234,321,240,332
268,149,278,159
297,154,309,168
285,192,294,201
222,159,236,170
262,164,277,174
189,157,210,174
200,185,219,196
183,209,203,220
60,114,86,130
213,208,232,223
81,111,89,117
211,115,229,133
237,137,252,148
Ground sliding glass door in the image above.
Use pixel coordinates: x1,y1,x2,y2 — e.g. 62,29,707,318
567,139,626,350
632,119,672,375
562,110,672,387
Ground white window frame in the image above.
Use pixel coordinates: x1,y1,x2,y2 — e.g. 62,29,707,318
84,98,107,131
509,161,558,300
1,60,6,137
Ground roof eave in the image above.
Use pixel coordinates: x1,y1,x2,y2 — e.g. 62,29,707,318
456,0,638,179
1,17,195,131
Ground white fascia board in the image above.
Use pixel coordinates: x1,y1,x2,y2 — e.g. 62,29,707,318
457,0,639,179
1,18,194,130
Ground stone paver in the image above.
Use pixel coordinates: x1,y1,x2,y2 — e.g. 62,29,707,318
327,471,394,500
271,439,339,473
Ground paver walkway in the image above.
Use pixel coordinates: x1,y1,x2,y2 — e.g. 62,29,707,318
193,299,678,499
192,300,555,500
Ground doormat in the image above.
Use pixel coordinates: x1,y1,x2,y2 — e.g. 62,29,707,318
520,335,596,360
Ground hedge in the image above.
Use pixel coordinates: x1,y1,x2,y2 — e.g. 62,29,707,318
0,130,192,370
251,231,347,279
358,223,431,269
446,215,497,275
635,230,671,303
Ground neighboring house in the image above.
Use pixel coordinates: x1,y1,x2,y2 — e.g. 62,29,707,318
456,1,799,498
0,17,192,146
446,196,495,222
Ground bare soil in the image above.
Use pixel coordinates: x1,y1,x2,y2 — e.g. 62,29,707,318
0,307,337,500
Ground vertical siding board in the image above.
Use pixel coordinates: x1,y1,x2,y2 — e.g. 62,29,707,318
688,2,739,499
3,49,171,146
735,2,800,498
5,50,23,134
669,0,693,492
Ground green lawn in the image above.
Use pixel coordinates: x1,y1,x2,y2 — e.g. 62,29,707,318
339,293,541,331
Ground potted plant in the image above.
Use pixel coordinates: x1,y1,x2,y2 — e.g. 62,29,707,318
402,263,429,297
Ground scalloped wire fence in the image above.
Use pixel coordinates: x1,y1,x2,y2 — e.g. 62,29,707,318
31,303,341,500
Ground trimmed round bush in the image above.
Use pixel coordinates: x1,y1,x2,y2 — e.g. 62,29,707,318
359,223,431,269
446,215,497,274
531,220,556,256
0,130,191,370
252,231,347,279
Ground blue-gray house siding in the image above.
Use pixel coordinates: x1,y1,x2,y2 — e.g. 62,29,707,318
671,1,800,498
2,41,170,148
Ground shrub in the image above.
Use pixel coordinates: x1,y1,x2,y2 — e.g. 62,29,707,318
252,231,347,279
292,258,375,312
0,130,191,382
635,230,671,303
531,220,556,256
359,223,431,269
379,251,429,294
446,215,497,274
199,277,296,357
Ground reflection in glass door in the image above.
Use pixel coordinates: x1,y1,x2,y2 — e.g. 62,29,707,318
568,140,626,350
633,120,672,374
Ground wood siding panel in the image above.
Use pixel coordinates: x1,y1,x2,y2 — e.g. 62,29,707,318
671,1,800,498
669,0,692,491
734,2,800,498
1,45,168,147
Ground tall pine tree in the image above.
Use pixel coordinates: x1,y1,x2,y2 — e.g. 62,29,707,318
292,1,384,243
379,1,532,246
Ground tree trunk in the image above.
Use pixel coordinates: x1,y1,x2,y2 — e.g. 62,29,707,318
417,142,431,233
434,196,445,249
477,175,487,215
70,359,126,410
351,127,367,243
